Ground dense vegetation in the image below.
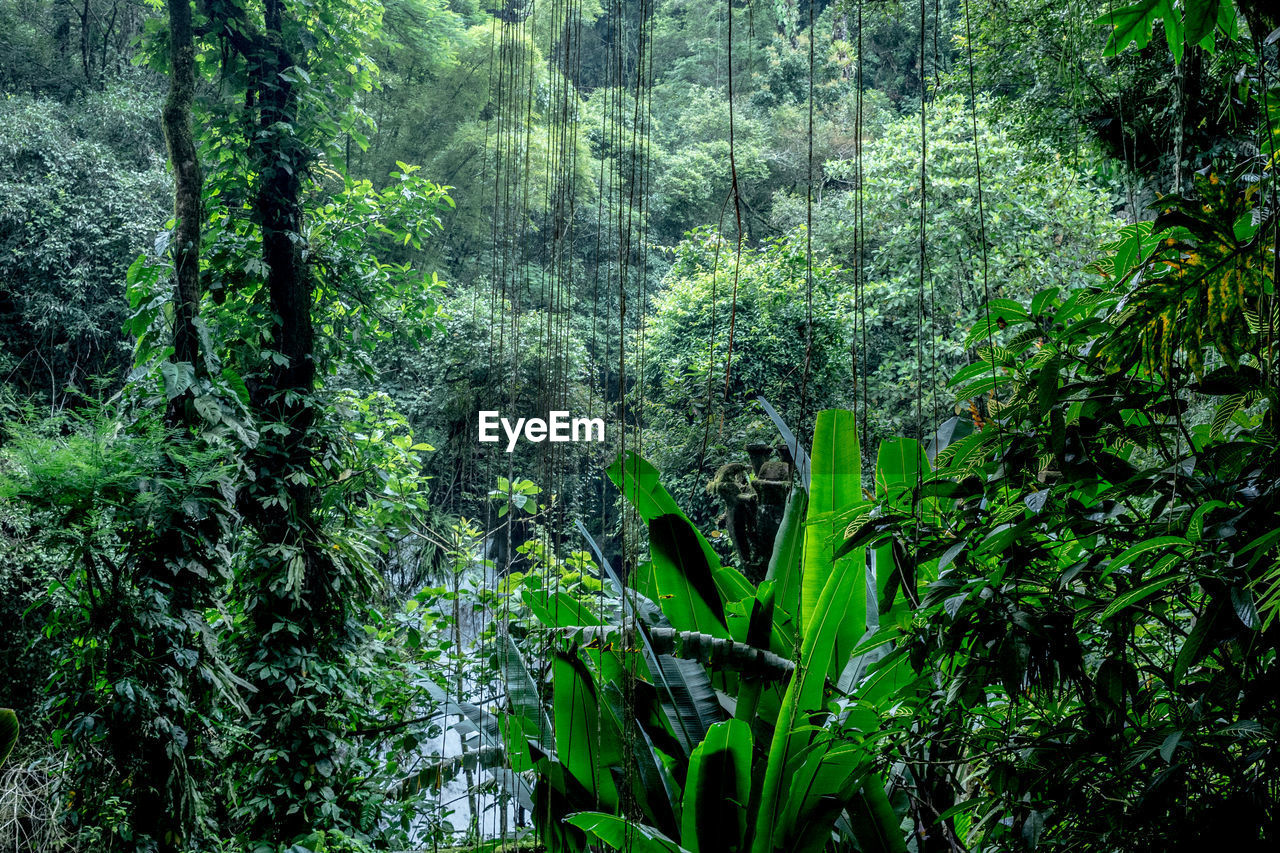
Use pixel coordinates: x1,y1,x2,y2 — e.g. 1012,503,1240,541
1,0,1279,851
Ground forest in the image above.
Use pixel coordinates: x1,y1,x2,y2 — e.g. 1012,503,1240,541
1,0,1279,850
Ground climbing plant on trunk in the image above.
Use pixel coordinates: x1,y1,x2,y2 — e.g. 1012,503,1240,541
168,0,452,843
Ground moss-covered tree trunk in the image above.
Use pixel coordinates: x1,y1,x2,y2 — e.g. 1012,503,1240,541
162,0,202,411
119,4,211,852
236,0,348,841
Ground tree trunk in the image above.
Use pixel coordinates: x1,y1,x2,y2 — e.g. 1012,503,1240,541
117,5,209,852
1238,0,1279,41
241,0,336,841
162,0,202,426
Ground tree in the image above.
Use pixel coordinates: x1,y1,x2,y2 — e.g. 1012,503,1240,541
0,406,238,853
967,0,1260,202
801,95,1117,443
0,0,148,96
187,0,403,840
0,85,169,404
638,227,850,529
161,0,202,424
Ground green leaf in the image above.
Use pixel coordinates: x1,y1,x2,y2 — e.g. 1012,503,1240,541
778,741,875,851
193,394,222,424
1231,587,1260,629
1102,536,1190,578
1216,0,1237,39
610,452,753,624
802,411,870,686
220,367,252,407
765,489,808,648
607,451,685,522
875,438,927,506
1162,2,1185,62
636,727,686,835
1187,500,1229,542
1183,0,1221,45
1101,573,1182,619
160,360,196,400
985,298,1030,320
682,720,753,853
855,647,915,707
1172,599,1224,686
651,654,724,756
1030,287,1061,317
953,374,1009,400
533,763,592,853
522,589,603,629
802,410,863,630
844,779,908,853
126,253,147,289
565,813,692,853
1210,395,1247,435
753,553,865,853
1096,0,1173,57
553,648,624,811
947,361,997,390
649,514,731,638
596,684,685,836
577,520,722,756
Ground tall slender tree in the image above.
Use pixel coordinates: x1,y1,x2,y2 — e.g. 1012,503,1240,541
190,0,392,840
162,0,203,425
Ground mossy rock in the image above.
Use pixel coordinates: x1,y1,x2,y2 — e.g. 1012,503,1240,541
0,708,17,767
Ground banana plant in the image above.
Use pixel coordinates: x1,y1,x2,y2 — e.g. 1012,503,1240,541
499,407,924,853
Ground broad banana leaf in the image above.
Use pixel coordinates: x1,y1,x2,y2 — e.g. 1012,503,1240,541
577,520,723,757
639,725,686,835
777,739,873,851
600,683,684,837
523,588,605,629
801,410,868,682
652,654,723,755
608,452,755,629
844,779,909,853
752,552,864,853
534,759,593,853
765,488,807,652
649,513,731,637
681,719,752,853
553,646,624,812
606,450,693,521
874,437,925,508
566,812,692,853
876,436,949,528
856,647,915,708
866,437,921,620
734,581,776,726
495,632,552,772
